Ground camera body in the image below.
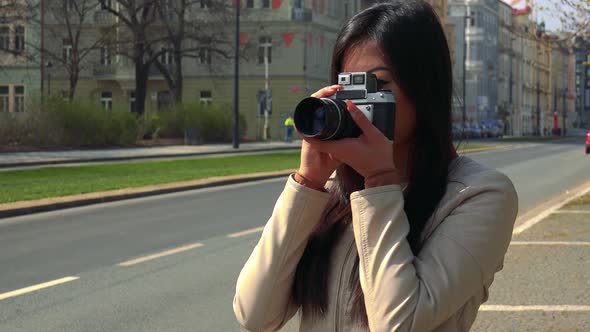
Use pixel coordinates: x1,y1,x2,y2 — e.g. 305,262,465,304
293,72,396,141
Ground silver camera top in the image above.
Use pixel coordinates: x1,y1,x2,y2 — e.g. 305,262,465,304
337,72,378,92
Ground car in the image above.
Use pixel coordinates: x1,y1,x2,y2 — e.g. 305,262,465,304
586,129,590,154
471,123,482,139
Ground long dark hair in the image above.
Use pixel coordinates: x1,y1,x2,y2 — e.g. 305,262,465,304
292,0,455,326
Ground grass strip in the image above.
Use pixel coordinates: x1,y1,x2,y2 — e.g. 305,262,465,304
0,144,495,204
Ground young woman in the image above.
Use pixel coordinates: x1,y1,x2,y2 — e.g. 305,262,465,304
233,1,518,331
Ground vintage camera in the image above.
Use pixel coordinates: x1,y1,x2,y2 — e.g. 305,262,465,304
293,72,396,141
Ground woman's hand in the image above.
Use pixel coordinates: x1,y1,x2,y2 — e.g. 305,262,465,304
296,85,343,187
302,100,400,186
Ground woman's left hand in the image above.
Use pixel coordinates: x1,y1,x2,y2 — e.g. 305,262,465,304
302,100,399,182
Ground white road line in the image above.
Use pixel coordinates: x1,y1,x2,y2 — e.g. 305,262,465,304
510,241,590,246
227,226,264,238
0,276,79,301
480,305,590,312
117,243,203,267
513,185,590,235
553,210,590,214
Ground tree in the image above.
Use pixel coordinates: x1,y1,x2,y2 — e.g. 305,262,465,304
535,0,590,38
149,0,235,104
30,0,112,100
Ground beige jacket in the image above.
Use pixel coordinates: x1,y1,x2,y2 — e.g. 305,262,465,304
233,156,518,331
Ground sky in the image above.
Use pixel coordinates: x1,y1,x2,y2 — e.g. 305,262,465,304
501,0,565,32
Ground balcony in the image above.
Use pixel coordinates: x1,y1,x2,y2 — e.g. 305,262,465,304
149,63,176,79
94,10,116,26
291,8,312,22
93,63,133,80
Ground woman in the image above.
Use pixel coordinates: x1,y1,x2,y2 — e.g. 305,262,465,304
233,1,518,331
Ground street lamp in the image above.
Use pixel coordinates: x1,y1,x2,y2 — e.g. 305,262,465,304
260,26,272,141
508,36,516,136
233,0,240,149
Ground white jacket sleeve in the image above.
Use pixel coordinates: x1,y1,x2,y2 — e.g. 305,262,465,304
233,175,331,331
349,171,518,332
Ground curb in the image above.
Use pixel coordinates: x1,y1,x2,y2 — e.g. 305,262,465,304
0,145,509,220
0,170,295,219
0,146,301,169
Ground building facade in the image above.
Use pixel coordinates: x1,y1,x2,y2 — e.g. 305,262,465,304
448,0,499,125
0,0,41,113
44,0,363,141
573,37,590,128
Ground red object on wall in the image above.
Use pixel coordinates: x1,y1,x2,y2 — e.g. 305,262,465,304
321,0,325,14
291,86,302,92
312,0,316,11
272,0,282,10
308,33,313,47
553,112,559,129
320,35,325,49
239,32,248,49
231,0,243,7
282,32,295,48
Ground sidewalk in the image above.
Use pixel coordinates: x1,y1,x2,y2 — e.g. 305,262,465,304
0,141,302,169
472,184,590,331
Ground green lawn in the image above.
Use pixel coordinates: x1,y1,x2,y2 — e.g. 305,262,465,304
0,144,496,204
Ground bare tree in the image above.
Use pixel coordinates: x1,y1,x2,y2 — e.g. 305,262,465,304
535,0,589,38
149,0,235,104
28,0,112,100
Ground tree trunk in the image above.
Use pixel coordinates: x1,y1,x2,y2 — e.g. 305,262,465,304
135,60,148,114
69,66,79,101
173,52,183,103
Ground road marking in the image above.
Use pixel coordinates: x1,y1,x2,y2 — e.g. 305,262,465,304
0,276,79,301
510,241,590,246
553,210,590,214
117,243,203,267
480,305,590,312
227,226,264,238
513,183,590,235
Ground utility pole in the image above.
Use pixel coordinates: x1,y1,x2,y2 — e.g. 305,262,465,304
563,88,567,136
509,37,515,136
233,0,240,149
262,36,272,140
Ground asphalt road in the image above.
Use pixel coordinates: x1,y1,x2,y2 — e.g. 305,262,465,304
0,139,589,331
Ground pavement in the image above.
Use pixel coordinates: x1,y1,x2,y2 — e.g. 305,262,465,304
0,139,588,331
0,141,303,169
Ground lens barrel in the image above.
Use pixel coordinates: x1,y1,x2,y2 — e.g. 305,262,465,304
293,97,362,140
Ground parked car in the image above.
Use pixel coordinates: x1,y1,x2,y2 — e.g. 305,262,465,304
586,129,590,154
471,123,482,139
452,123,463,140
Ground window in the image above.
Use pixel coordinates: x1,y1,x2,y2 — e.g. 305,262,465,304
200,0,210,8
470,11,475,26
246,0,253,8
157,91,171,111
101,91,112,110
128,91,135,112
200,90,212,105
160,47,173,65
14,26,24,53
100,45,111,65
586,89,590,108
14,86,24,112
0,86,8,112
198,48,211,64
0,27,9,51
258,36,272,65
261,0,270,8
63,39,72,63
100,0,111,10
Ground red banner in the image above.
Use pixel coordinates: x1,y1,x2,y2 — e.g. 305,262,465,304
308,33,313,47
282,32,294,48
231,0,243,8
321,0,325,14
272,0,283,10
239,32,248,49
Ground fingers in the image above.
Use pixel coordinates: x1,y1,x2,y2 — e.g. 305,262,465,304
311,85,342,98
345,100,384,141
302,136,356,159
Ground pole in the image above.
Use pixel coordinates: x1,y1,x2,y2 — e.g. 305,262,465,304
232,0,240,149
40,0,45,105
263,40,270,140
508,40,514,136
563,88,567,136
536,52,541,136
462,6,470,134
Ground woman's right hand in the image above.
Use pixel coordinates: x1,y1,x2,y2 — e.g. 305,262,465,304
295,85,343,187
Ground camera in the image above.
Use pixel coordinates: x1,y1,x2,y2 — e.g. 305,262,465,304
293,72,396,141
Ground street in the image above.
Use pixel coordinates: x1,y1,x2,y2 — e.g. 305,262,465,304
0,139,589,331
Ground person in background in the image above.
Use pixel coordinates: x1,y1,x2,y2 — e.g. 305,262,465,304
233,1,518,331
284,115,295,143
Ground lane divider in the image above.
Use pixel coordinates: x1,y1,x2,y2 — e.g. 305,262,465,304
227,226,264,238
510,241,590,246
0,276,79,301
552,210,590,214
117,243,203,267
480,305,590,312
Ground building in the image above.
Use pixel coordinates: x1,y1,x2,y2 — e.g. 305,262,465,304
0,0,41,113
43,0,363,141
448,0,499,125
573,37,590,128
497,0,513,134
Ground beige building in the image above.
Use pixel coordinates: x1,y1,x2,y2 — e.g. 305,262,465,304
497,0,513,134
45,0,363,141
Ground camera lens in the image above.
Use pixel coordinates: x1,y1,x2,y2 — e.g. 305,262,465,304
293,97,362,140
